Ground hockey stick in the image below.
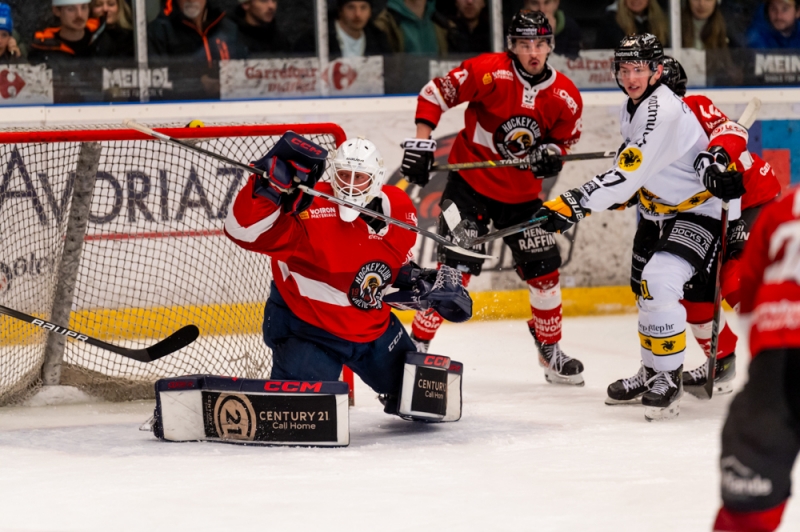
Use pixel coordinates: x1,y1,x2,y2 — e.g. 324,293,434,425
700,97,761,400
123,120,494,260
441,200,548,248
431,150,616,172
0,304,199,363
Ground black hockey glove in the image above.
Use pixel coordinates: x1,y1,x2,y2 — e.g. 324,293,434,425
385,264,472,323
694,146,746,201
400,138,436,187
252,131,328,214
535,188,591,234
527,144,563,179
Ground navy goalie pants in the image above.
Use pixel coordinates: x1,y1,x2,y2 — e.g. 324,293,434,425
262,283,416,395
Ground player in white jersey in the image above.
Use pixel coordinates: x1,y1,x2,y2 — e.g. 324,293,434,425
535,34,743,421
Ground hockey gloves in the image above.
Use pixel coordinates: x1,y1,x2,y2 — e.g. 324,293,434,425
694,146,746,201
252,131,328,215
385,263,473,323
401,138,436,187
535,188,590,234
527,144,563,179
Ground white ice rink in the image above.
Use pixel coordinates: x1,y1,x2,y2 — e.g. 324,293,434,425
1,313,799,532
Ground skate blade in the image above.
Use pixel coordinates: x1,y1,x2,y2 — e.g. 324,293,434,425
544,370,585,387
644,399,681,421
604,396,643,406
684,380,734,399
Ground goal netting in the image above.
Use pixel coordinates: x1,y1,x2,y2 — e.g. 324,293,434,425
0,123,346,405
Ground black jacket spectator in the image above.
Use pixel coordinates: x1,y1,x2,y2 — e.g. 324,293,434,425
95,23,134,57
29,17,105,63
295,17,392,58
553,10,581,59
594,1,670,49
228,4,290,57
147,5,246,65
446,9,491,54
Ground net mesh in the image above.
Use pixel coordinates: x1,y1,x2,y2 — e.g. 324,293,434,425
0,123,344,405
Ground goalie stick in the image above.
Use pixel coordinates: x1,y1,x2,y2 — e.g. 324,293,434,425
0,304,199,363
700,97,762,400
432,150,617,172
123,120,494,260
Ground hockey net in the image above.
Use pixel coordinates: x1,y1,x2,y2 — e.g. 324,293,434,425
0,123,346,405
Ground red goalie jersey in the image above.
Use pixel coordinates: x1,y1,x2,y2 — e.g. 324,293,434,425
682,95,781,210
739,186,800,357
224,179,417,343
416,52,583,204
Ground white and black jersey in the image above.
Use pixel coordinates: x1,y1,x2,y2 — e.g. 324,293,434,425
578,84,740,222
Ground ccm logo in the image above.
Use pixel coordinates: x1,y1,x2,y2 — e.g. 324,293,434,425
264,381,323,393
423,355,449,367
167,380,194,389
290,137,323,155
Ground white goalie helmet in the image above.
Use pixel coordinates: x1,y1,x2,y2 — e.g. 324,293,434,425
332,137,386,222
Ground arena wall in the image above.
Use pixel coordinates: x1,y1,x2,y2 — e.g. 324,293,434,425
2,88,797,318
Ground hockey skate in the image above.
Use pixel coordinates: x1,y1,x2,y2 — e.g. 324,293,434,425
535,339,585,386
642,366,683,421
410,333,430,353
683,354,736,398
605,363,656,405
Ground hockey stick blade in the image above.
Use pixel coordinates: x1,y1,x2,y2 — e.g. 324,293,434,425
737,98,762,129
0,304,199,363
124,120,495,260
431,150,616,172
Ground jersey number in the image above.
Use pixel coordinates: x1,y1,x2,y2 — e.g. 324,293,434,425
765,220,800,284
640,280,654,300
597,170,627,187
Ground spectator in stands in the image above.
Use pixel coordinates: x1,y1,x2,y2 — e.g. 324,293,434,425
0,3,22,62
91,0,135,56
295,0,391,58
747,0,800,49
229,0,291,57
594,0,670,49
523,0,581,58
446,0,491,54
374,0,450,55
721,0,758,47
148,0,246,98
682,0,730,49
29,0,106,64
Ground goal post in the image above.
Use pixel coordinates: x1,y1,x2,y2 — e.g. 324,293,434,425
0,122,356,405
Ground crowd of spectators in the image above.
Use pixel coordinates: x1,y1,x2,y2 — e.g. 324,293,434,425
0,0,798,100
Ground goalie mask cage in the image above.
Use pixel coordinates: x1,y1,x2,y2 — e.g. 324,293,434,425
0,123,348,406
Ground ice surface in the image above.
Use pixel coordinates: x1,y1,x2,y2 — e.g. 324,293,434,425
1,313,798,532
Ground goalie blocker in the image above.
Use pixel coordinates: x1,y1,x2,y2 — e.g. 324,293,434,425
151,375,350,447
395,352,464,422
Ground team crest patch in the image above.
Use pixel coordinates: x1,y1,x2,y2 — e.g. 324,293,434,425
494,116,541,160
349,261,393,310
618,147,643,171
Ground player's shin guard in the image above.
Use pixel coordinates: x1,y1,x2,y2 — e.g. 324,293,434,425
410,270,471,351
721,256,742,311
682,300,737,396
713,502,787,532
638,300,686,420
527,270,562,345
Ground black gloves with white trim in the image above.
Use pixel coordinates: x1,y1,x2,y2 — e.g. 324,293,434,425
527,144,563,179
401,138,436,186
252,131,328,215
694,146,746,201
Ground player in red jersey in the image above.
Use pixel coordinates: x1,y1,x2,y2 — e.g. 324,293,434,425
224,133,472,416
660,57,782,397
712,185,800,532
400,9,585,385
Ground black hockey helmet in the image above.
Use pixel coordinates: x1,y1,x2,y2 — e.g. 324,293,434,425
661,56,688,97
506,10,555,52
613,33,664,72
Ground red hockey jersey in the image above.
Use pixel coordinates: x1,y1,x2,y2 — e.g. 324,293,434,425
224,179,417,343
683,95,781,210
416,52,583,204
739,186,800,356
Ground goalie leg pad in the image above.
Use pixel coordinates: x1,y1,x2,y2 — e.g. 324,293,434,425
152,375,350,447
398,352,451,421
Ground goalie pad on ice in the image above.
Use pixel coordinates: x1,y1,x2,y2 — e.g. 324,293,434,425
397,353,463,422
151,375,350,447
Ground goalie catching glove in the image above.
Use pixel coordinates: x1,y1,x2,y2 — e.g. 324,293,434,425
384,263,472,323
535,188,591,234
252,131,328,215
693,146,746,201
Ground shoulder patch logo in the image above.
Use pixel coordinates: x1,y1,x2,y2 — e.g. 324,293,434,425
482,73,493,85
618,147,643,172
349,261,393,311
